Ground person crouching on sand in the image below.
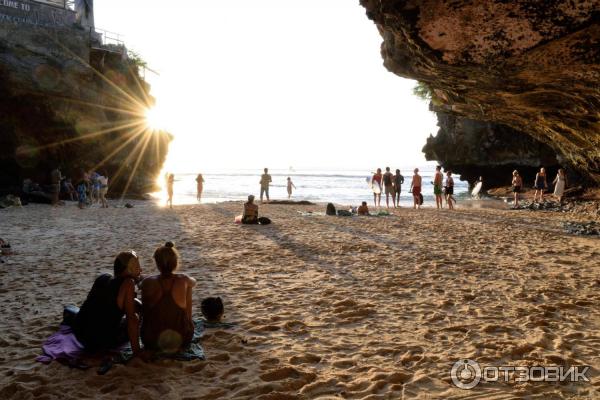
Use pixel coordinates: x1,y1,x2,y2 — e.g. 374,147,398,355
140,242,196,353
73,251,143,356
410,168,422,209
512,170,523,207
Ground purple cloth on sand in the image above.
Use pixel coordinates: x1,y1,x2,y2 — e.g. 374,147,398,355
36,325,89,367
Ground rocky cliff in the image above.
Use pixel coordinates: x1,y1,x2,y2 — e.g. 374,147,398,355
0,10,170,198
361,0,600,186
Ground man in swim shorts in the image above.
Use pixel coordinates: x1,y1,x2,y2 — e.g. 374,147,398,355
410,168,422,209
259,168,272,203
382,167,395,208
433,165,444,209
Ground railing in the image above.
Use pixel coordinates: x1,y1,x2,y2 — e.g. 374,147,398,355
94,27,125,47
31,0,75,10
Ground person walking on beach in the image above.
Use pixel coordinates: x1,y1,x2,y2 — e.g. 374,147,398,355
371,168,383,207
533,167,548,203
445,170,456,210
382,167,395,208
166,173,174,209
196,173,204,202
394,169,404,207
410,168,422,209
433,165,444,209
259,168,272,203
512,170,523,208
286,177,296,199
552,168,567,204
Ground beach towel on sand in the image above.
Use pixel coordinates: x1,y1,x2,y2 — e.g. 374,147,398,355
37,319,234,371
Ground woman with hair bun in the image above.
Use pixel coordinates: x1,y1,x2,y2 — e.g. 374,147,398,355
140,242,196,353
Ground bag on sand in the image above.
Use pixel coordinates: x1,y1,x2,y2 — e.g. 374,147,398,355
418,193,424,205
326,203,336,216
258,217,271,225
337,210,352,217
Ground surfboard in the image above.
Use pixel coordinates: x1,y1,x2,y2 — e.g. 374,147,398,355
472,181,483,197
366,176,382,194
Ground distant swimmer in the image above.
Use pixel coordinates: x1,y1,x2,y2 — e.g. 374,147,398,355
382,167,395,209
371,168,383,207
433,165,444,209
512,170,523,208
410,168,422,209
166,173,174,209
445,170,456,210
196,173,204,202
259,168,272,203
286,177,296,199
394,169,404,207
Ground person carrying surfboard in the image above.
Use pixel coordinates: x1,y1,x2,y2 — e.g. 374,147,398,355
371,168,383,207
382,167,395,209
410,168,422,209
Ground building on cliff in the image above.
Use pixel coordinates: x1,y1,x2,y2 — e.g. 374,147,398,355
0,0,170,198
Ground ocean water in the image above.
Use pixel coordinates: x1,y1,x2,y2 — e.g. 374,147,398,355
153,166,469,206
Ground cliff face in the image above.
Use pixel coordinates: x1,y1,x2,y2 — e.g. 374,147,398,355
0,15,170,197
361,0,600,185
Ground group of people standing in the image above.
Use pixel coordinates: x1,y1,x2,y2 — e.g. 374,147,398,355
371,166,456,210
511,167,567,207
47,168,109,209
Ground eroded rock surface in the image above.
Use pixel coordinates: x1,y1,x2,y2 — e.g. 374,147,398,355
361,0,600,184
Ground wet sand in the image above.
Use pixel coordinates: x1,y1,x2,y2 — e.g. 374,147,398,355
0,201,599,399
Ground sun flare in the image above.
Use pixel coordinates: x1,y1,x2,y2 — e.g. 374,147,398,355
144,106,169,131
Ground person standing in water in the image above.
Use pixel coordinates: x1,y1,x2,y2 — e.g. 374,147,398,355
512,170,523,208
433,165,444,209
382,167,395,208
445,170,456,210
259,168,272,203
166,173,175,209
552,168,567,204
286,177,296,199
533,167,548,203
196,174,204,202
371,168,383,207
394,169,404,207
410,168,422,209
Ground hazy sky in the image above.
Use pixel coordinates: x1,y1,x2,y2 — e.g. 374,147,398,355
95,0,438,171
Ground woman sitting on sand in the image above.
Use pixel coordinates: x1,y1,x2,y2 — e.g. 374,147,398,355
242,195,259,224
73,251,142,354
141,242,196,353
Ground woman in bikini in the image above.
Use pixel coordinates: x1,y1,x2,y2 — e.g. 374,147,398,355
141,242,196,353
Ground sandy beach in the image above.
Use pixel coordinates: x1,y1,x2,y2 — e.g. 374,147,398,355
0,201,599,399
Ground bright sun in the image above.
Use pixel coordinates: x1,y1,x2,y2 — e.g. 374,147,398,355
144,106,168,131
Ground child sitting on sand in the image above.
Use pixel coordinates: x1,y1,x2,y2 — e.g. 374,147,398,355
357,201,369,216
201,297,224,323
